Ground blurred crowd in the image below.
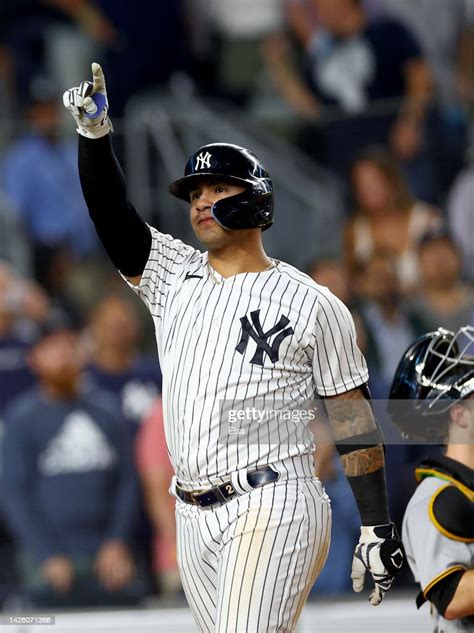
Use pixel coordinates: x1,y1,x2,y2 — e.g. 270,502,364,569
0,0,473,609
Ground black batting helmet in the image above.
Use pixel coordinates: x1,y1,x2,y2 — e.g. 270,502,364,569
388,326,474,441
169,143,274,230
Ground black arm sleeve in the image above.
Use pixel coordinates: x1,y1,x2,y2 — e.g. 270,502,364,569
346,467,391,526
78,135,152,277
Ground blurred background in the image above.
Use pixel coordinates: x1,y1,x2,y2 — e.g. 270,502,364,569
0,0,472,628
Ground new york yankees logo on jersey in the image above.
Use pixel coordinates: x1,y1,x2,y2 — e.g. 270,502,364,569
236,309,294,366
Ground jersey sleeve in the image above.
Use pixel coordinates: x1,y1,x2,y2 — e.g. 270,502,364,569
122,225,197,318
402,494,472,599
312,289,369,396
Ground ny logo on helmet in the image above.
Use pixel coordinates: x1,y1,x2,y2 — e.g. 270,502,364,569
236,309,294,366
195,152,212,170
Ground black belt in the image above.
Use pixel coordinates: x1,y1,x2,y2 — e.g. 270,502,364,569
175,466,280,507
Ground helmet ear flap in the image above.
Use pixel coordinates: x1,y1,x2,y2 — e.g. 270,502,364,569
169,143,274,230
211,186,274,231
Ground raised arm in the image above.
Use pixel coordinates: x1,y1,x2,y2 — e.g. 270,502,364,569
63,63,151,285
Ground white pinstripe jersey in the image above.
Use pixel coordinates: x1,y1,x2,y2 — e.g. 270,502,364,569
125,226,368,490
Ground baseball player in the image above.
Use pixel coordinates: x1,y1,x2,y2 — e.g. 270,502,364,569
389,326,474,632
63,63,404,632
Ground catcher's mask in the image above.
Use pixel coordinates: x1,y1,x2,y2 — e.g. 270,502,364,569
388,326,474,441
169,143,274,231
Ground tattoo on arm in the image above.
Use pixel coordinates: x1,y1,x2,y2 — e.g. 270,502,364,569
323,387,385,476
340,445,385,477
324,387,377,440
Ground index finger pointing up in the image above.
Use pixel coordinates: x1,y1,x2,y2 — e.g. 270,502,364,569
92,62,106,93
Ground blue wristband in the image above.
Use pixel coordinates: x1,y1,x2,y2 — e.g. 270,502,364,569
83,92,107,119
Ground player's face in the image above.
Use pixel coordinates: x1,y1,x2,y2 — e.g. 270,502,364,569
189,180,246,248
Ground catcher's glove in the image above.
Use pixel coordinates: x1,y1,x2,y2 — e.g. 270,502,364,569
63,62,112,139
351,522,405,606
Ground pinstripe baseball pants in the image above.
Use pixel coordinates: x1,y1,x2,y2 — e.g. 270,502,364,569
174,459,332,632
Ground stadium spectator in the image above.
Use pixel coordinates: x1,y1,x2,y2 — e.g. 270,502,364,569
0,265,37,415
307,257,367,351
0,264,67,414
412,230,474,332
354,253,429,396
267,0,433,176
0,1,116,103
366,0,473,197
1,79,98,291
307,258,352,305
84,294,162,593
84,294,162,435
448,166,474,282
0,264,34,606
135,399,181,597
345,146,441,293
188,0,285,105
368,0,474,107
93,1,191,117
1,325,142,608
0,191,31,277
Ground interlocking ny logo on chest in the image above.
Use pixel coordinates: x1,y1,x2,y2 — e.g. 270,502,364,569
236,309,294,366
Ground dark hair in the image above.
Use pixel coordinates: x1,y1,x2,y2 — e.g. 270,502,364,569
351,146,414,214
417,227,458,252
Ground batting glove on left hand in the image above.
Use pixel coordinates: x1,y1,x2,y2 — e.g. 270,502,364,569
351,523,405,606
63,62,112,139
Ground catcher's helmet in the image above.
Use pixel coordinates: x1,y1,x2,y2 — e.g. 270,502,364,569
169,143,273,231
388,326,474,440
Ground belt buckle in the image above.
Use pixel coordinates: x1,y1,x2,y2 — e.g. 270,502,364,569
195,483,235,506
176,484,202,505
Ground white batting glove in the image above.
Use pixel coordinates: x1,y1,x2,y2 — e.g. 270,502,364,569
351,523,405,606
63,62,113,139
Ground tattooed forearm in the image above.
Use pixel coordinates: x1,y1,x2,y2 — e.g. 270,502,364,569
340,445,385,477
324,387,377,441
323,387,390,525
